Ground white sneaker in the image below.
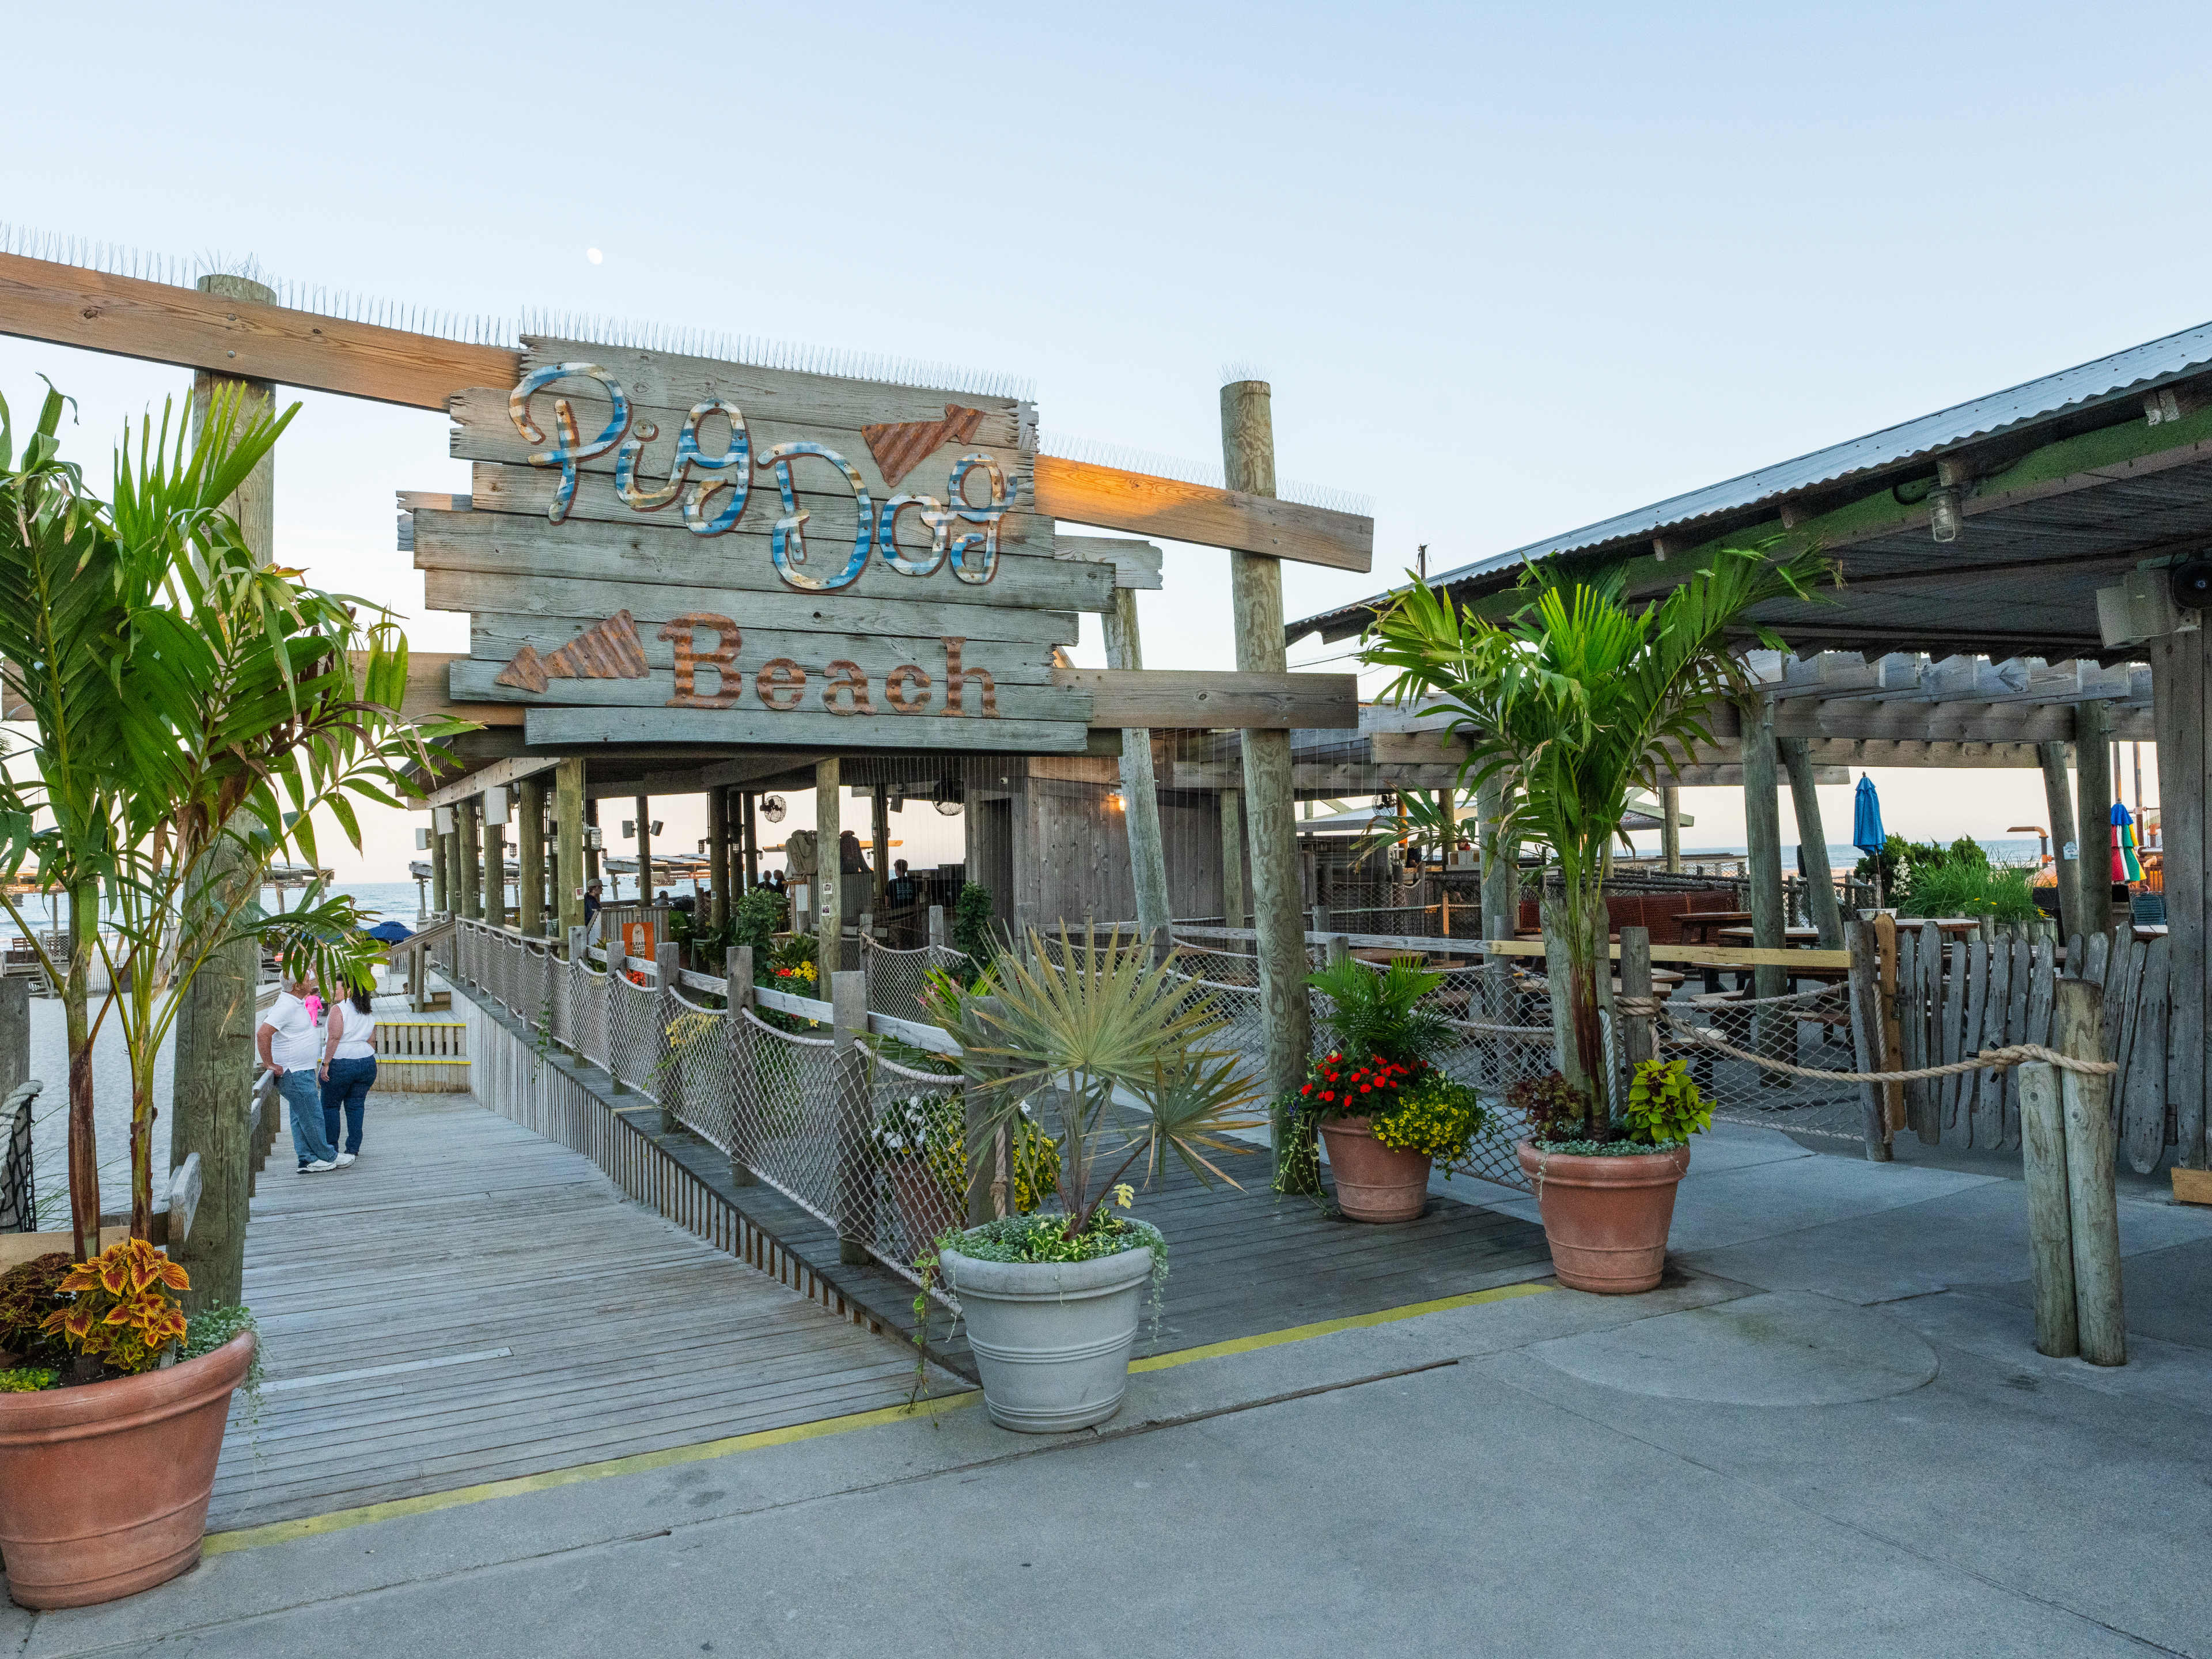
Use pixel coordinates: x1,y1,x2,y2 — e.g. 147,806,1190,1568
335,1153,357,1167
301,1159,336,1173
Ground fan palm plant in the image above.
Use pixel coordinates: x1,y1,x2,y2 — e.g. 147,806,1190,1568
924,926,1261,1237
0,384,468,1254
1361,547,1830,1137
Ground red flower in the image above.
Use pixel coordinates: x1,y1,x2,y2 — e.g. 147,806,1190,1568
1301,1083,1313,1095
1321,1091,1334,1103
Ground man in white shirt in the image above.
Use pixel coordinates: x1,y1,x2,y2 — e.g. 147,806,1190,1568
257,961,341,1172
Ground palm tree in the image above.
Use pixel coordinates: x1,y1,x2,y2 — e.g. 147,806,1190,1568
0,384,468,1253
1361,548,1829,1138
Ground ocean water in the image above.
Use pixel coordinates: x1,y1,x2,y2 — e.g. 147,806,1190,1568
3,878,432,944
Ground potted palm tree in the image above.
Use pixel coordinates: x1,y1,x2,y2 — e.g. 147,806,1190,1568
1363,548,1827,1290
922,927,1260,1432
0,384,464,1605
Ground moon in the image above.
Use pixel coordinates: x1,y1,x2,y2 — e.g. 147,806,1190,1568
586,247,603,265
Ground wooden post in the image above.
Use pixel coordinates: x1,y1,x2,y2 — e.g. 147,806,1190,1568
2016,1060,2079,1358
655,940,684,1134
871,785,890,918
518,777,547,937
584,796,601,886
707,785,729,932
725,944,755,1185
1222,377,1314,1187
927,904,946,949
1619,926,1654,1081
483,802,507,931
1779,738,1845,948
816,758,843,975
1660,785,1681,874
1844,918,1891,1161
555,757,585,933
1219,788,1246,930
2146,627,2205,1172
1875,911,1903,1133
743,791,760,891
634,794,653,910
429,817,449,917
1104,587,1172,943
2036,740,2084,944
457,797,483,921
1741,696,1789,1077
0,976,26,1098
831,968,873,1263
168,271,276,1310
2074,700,2115,935
2053,978,2124,1365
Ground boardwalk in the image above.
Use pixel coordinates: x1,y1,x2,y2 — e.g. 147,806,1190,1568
212,1089,931,1532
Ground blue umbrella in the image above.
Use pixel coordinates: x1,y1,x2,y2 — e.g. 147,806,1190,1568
1851,774,1886,857
363,920,414,944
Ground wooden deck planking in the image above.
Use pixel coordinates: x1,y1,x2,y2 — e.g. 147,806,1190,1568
212,1090,936,1530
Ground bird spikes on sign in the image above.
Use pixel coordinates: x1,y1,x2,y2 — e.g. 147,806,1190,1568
495,611,649,693
861,405,987,488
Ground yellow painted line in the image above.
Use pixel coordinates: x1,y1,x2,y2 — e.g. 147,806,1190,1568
202,1392,981,1555
1129,1279,1552,1373
203,1279,1551,1555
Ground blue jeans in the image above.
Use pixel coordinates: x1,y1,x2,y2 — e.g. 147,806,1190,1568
279,1069,337,1166
320,1056,376,1155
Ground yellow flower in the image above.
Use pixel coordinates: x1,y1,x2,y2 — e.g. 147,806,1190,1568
1112,1183,1135,1210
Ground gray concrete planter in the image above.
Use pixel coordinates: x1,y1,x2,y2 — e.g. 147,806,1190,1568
940,1240,1157,1433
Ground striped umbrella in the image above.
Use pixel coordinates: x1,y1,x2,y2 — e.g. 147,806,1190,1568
2112,801,2145,884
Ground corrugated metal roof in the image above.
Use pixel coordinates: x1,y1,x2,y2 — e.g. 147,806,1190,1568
1293,314,2212,637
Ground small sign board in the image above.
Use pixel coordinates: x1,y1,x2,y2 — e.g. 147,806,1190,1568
622,919,656,960
415,340,1116,753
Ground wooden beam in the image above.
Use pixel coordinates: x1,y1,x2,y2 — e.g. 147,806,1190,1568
1035,454,1372,574
1054,536,1165,590
1051,668,1358,730
418,752,561,810
1479,939,1851,969
0,250,514,410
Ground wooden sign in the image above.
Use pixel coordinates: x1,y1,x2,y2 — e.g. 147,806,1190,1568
622,919,655,959
415,339,1109,752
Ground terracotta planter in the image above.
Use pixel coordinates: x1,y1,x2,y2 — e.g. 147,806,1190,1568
0,1332,255,1608
1516,1141,1690,1293
885,1158,963,1252
1319,1116,1433,1222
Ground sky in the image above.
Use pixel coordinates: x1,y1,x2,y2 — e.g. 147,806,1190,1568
1,0,2198,881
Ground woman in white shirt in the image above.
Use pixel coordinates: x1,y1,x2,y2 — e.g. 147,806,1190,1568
317,983,380,1166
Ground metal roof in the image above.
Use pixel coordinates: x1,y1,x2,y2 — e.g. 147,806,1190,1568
1291,314,2212,641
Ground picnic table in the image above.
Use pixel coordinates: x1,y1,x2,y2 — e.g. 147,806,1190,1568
1671,910,1754,946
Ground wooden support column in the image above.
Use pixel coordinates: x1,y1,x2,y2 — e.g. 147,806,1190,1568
871,785,889,918
457,797,483,921
1103,587,1172,944
1219,789,1246,930
707,785,729,931
1741,695,1789,1074
429,815,449,916
816,759,842,973
518,777,547,937
743,791,760,891
2147,628,2206,1170
2074,699,2115,936
2036,741,2085,944
168,273,276,1309
2055,979,2125,1365
555,758,586,933
2017,1060,2079,1357
1222,377,1313,1187
633,795,653,908
584,796,601,885
1779,738,1845,948
1660,785,1681,873
483,800,507,930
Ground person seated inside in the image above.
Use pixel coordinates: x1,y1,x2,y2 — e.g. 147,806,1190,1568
838,830,869,876
887,858,918,908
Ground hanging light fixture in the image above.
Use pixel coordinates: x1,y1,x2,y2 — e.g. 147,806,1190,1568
1927,485,1963,543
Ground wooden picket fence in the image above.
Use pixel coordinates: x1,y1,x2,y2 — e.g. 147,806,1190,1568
1893,921,2172,1169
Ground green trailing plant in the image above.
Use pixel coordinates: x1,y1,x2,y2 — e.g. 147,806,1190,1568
1624,1058,1711,1145
1362,544,1831,1138
0,1367,56,1392
183,1302,266,1427
951,881,996,965
731,885,787,953
0,383,469,1252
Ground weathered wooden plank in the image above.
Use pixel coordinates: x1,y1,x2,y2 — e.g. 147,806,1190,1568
2125,937,2171,1174
2026,934,2056,1053
1033,454,1372,573
422,567,1080,649
417,752,563,810
0,249,518,410
523,704,1096,754
1972,939,2009,1149
2081,929,2109,989
1939,939,1967,1140
469,614,1058,685
2101,929,2140,1085
465,455,1056,558
450,656,1080,722
1050,668,1358,732
2003,931,2032,1150
1054,536,1164,590
414,503,1108,616
2016,1061,2079,1358
2146,628,2204,1169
